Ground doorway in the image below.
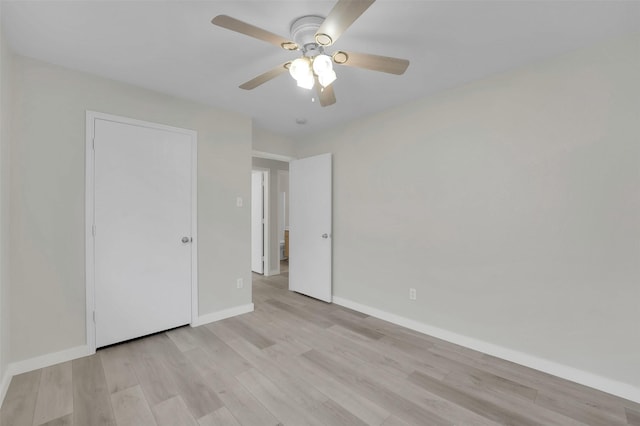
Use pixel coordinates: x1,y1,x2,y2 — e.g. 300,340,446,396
252,156,290,277
85,112,198,351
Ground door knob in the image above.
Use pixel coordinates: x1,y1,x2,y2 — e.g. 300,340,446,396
321,233,329,239
181,236,192,244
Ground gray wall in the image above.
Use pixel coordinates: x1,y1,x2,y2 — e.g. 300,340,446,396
9,55,252,363
296,34,640,389
0,3,12,388
252,157,289,274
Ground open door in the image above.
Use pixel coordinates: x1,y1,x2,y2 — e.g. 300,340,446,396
289,153,332,302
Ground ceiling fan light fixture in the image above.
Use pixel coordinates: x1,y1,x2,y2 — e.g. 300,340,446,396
318,69,337,88
312,54,333,75
297,72,315,90
315,33,333,46
289,57,311,81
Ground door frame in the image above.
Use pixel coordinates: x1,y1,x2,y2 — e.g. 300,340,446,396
251,167,271,276
85,111,198,353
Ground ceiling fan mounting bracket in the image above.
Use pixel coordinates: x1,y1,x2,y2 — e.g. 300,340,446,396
290,15,325,57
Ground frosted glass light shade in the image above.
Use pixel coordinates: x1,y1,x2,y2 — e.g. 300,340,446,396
312,54,333,75
297,71,315,90
318,69,336,88
289,57,311,81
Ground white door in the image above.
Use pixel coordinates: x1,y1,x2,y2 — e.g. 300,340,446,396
251,170,264,274
94,118,193,348
289,153,332,302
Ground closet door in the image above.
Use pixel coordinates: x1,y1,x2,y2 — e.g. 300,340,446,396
93,117,193,348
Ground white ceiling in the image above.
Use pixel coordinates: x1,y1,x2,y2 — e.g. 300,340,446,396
3,1,640,137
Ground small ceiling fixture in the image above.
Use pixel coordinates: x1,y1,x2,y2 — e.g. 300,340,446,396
211,0,410,107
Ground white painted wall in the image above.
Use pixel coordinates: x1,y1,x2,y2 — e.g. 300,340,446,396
252,157,289,274
253,127,296,158
296,34,640,392
0,3,12,400
9,55,252,363
0,2,11,398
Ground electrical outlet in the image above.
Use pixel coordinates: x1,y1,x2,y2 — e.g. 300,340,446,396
236,197,243,207
409,288,417,300
237,278,243,289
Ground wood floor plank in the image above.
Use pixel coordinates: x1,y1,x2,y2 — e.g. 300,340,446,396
202,367,280,426
439,370,584,426
127,338,179,407
226,337,329,411
203,321,242,345
139,333,224,419
302,349,453,426
409,369,564,426
535,391,628,425
475,351,632,414
627,406,640,425
381,414,412,426
444,367,538,402
308,398,369,426
110,385,157,426
197,407,241,426
32,361,73,426
327,309,385,340
152,396,198,426
265,298,335,328
166,326,201,353
261,345,391,425
72,354,116,425
235,368,325,426
0,370,41,426
38,413,72,426
222,317,276,349
99,343,139,394
325,346,500,426
185,326,253,375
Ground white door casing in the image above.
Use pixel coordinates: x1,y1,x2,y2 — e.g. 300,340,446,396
86,111,197,351
251,170,264,274
289,153,332,302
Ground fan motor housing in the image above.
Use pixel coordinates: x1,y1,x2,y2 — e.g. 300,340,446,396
290,15,324,57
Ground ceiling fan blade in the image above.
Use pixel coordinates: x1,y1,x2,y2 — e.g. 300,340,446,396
316,82,337,107
212,15,298,51
239,63,290,90
334,51,409,75
314,0,375,46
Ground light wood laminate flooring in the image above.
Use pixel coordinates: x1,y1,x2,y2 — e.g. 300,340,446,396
2,271,639,425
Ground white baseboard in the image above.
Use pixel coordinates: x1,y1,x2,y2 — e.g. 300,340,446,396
9,345,91,377
266,267,281,277
191,303,254,327
332,296,640,404
1,345,90,407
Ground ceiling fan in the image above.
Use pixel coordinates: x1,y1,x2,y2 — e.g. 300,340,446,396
211,0,410,107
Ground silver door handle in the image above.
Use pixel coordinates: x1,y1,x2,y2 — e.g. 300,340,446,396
181,237,192,244
322,234,329,239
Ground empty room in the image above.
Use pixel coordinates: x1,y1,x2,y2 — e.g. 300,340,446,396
0,0,639,425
